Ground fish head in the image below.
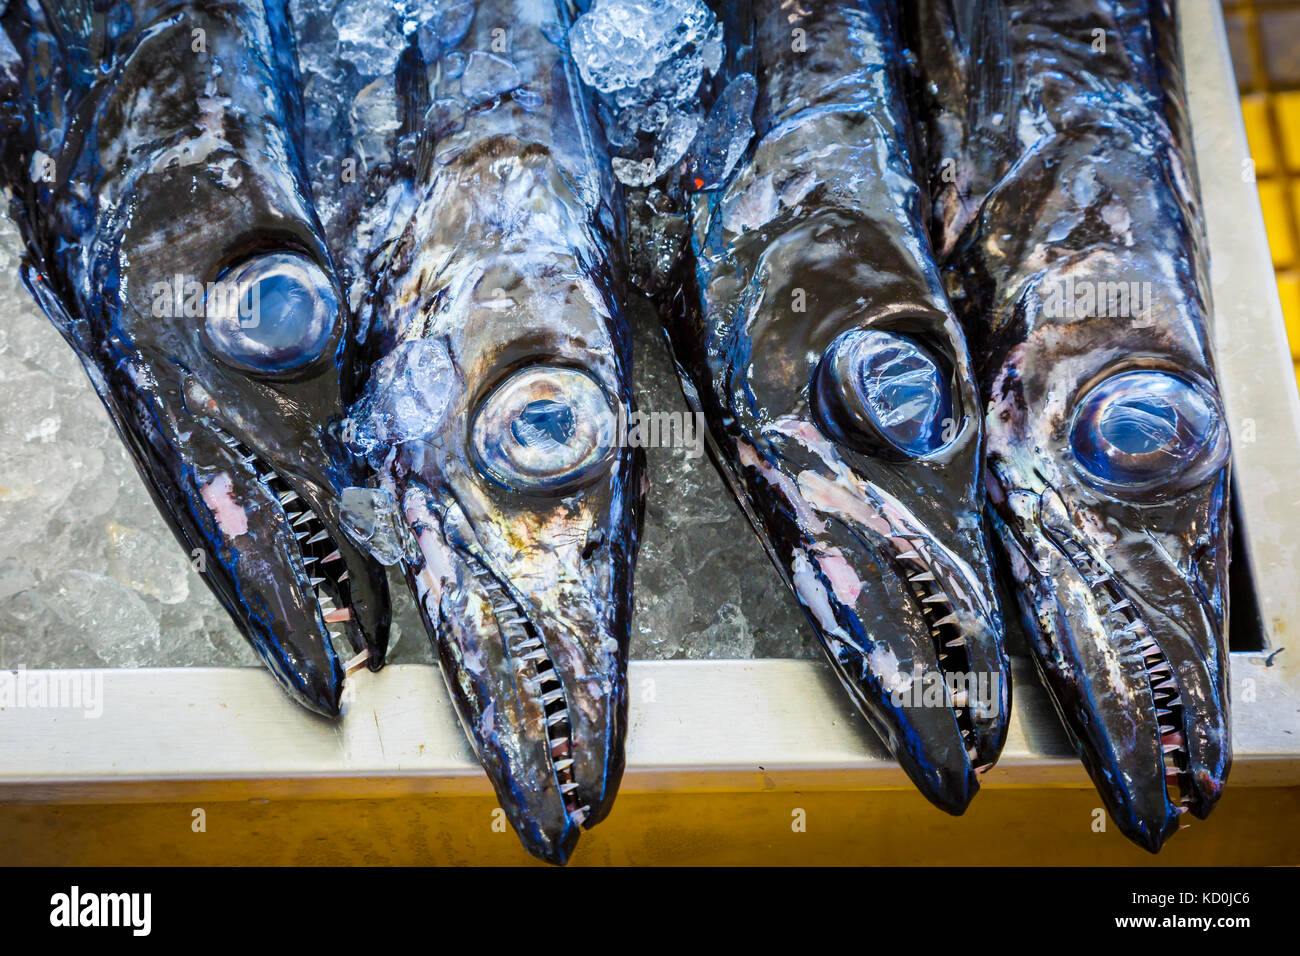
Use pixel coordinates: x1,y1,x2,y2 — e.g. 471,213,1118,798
688,199,1009,813
983,271,1232,852
34,33,392,714
359,164,642,864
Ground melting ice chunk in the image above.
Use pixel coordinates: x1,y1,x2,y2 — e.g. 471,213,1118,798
460,51,521,102
335,0,404,75
688,73,756,190
569,0,717,96
339,487,420,567
569,0,724,188
346,338,456,468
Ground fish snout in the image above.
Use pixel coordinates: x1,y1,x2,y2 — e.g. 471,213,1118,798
999,484,1228,850
401,481,631,864
774,457,1007,812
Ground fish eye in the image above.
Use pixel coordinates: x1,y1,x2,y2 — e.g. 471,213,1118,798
201,252,340,375
811,328,955,459
471,366,616,496
1069,369,1228,497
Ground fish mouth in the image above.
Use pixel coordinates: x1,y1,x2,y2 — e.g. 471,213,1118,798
799,496,1006,813
994,484,1229,852
209,426,387,670
178,382,390,714
401,480,631,865
735,420,1009,814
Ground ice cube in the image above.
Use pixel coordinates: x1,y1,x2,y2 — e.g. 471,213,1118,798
688,72,756,191
339,487,420,566
460,50,522,102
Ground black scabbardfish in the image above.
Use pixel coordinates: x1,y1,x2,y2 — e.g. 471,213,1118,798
347,0,645,865
0,0,390,714
911,0,1232,851
666,0,1010,814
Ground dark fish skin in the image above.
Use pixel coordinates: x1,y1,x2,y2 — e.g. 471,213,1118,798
351,0,645,865
0,0,390,715
667,0,1010,814
911,0,1232,851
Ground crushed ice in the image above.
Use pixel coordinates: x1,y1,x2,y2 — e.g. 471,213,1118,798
567,0,756,292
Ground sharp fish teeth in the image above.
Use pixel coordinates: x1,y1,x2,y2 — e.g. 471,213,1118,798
293,511,314,527
321,550,342,563
306,530,330,545
909,571,936,583
324,608,352,623
931,612,959,628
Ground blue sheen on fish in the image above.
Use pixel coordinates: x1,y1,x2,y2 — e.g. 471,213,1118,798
912,0,1233,851
661,0,1011,815
336,0,646,865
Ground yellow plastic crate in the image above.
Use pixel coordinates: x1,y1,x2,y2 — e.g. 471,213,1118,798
1226,0,1300,391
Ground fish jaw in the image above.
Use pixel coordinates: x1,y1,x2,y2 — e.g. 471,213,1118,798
984,338,1232,852
180,374,391,676
397,444,641,864
723,409,1007,814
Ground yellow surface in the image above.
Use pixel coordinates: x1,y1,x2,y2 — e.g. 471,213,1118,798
1242,94,1278,175
1,786,1296,866
1277,90,1300,171
1260,180,1297,267
1232,0,1300,391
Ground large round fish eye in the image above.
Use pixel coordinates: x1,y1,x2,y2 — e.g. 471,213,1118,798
1070,369,1228,497
471,366,617,496
202,252,340,374
812,328,955,459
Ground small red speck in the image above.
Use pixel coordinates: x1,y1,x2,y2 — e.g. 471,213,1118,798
693,178,704,189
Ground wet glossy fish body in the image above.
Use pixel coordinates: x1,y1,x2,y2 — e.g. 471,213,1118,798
911,0,1232,851
0,0,390,715
667,0,1010,814
348,0,644,865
